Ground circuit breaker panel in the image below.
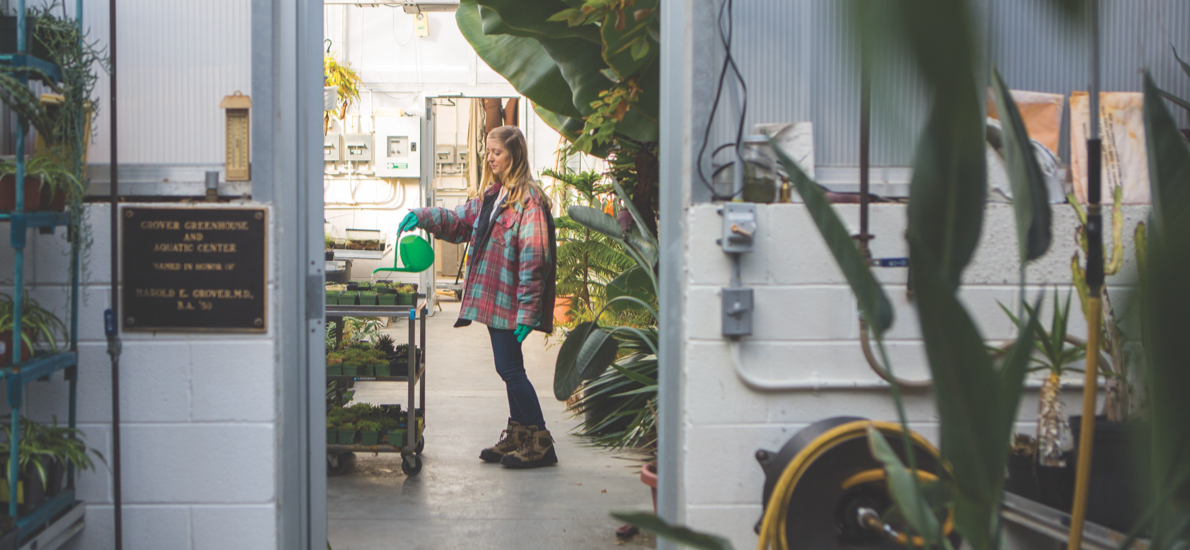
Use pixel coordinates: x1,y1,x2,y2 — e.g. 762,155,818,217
374,115,421,178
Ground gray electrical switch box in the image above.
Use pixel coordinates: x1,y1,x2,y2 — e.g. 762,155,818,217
436,145,456,168
456,145,468,167
324,134,342,162
343,133,373,162
722,288,754,337
720,203,757,253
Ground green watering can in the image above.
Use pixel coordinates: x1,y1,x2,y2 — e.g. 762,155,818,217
373,231,434,274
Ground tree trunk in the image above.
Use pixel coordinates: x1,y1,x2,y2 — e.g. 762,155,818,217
632,148,659,237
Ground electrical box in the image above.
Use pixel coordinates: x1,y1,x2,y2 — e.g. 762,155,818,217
324,133,342,162
456,145,468,167
374,115,421,178
343,133,373,162
436,145,456,169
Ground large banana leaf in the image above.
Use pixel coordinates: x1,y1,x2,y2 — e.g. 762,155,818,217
534,104,613,158
909,236,1040,550
536,37,614,117
991,67,1052,263
606,266,654,313
768,136,894,335
476,0,601,43
1140,71,1190,545
457,0,583,119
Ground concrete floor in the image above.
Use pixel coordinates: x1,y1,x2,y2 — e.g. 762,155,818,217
327,300,656,550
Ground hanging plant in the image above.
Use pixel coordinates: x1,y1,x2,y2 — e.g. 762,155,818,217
323,53,362,134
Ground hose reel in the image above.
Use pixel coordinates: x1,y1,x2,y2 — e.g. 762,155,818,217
754,417,960,550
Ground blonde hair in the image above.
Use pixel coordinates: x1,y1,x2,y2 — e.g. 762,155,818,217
481,126,552,210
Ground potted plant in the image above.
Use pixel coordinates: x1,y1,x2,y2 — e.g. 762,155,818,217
338,291,358,306
396,284,416,306
357,421,381,446
0,293,66,365
358,287,378,306
376,284,398,306
336,422,357,445
386,427,406,448
326,351,344,376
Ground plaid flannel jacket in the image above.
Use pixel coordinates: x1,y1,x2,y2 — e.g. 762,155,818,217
413,183,556,332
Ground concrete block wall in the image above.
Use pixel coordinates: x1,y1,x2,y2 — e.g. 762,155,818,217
679,201,1148,549
3,203,279,550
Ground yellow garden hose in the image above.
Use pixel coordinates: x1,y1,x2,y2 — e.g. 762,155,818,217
1067,296,1102,550
756,420,949,550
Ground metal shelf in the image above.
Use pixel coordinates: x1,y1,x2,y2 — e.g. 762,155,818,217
328,363,424,384
16,498,83,550
2,352,77,385
1001,492,1148,550
0,53,63,83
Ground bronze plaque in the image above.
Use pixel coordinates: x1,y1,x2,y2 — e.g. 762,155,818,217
121,206,268,332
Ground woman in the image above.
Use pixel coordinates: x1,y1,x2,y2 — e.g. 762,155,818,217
398,126,558,469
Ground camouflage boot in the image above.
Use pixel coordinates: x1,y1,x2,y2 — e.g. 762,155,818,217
500,426,558,469
479,420,531,463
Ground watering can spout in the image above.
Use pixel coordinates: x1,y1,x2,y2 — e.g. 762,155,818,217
373,232,434,274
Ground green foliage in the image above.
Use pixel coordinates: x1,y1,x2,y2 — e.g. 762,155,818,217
553,180,659,451
996,291,1086,376
0,292,66,357
323,53,361,125
0,416,104,489
610,511,733,550
1138,71,1190,548
342,317,382,346
456,0,659,157
356,421,381,433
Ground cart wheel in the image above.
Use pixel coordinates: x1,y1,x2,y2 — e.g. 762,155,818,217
401,454,423,476
327,452,353,476
415,436,425,454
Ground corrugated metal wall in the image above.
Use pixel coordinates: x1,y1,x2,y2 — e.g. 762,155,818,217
699,0,1190,196
81,0,252,165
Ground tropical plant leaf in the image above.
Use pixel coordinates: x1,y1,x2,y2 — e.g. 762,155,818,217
906,99,987,292
991,67,1052,263
867,426,943,545
606,267,654,313
1140,70,1190,544
555,320,615,400
768,136,894,335
568,205,626,241
1143,73,1190,236
611,512,734,550
535,36,614,117
457,0,583,119
476,0,601,43
909,235,1036,550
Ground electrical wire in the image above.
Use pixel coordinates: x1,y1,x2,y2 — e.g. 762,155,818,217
695,0,749,201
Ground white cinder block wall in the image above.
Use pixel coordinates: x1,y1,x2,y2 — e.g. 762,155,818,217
3,203,278,550
679,201,1148,549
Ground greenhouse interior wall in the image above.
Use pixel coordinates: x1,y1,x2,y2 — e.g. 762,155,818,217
659,1,1190,549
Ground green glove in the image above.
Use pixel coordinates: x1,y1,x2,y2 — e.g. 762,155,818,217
399,212,420,232
514,324,533,343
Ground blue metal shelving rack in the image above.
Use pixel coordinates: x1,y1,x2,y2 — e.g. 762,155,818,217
1,0,85,546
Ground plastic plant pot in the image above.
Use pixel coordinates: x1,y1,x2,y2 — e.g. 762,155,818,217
357,364,373,377
360,431,380,446
374,364,392,377
377,294,397,306
397,292,415,306
342,364,359,377
336,429,357,445
325,291,341,305
326,364,343,376
640,461,658,514
387,429,407,448
337,292,358,305
359,292,378,305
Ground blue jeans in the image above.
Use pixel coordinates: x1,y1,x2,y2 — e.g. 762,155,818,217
488,326,546,429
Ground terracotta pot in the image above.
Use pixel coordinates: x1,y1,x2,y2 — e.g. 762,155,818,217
0,331,34,366
39,186,67,212
553,295,574,325
0,174,42,212
640,461,658,514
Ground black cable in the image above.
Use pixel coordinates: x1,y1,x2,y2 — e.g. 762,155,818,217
695,0,749,200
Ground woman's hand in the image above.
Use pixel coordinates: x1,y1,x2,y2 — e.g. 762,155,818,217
399,212,420,232
514,324,533,343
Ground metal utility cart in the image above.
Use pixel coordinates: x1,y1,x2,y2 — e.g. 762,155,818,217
325,299,428,476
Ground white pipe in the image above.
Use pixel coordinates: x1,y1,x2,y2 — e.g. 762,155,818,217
730,339,1106,393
